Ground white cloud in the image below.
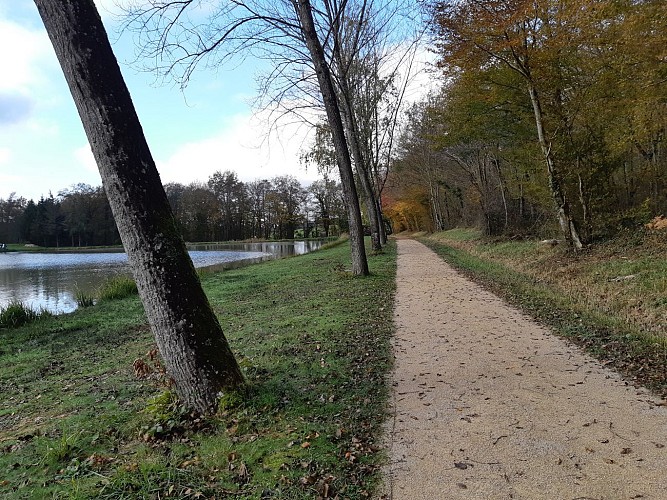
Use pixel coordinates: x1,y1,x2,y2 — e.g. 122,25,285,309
0,149,23,197
71,110,320,190
0,19,52,93
158,110,319,186
74,144,99,174
0,147,10,165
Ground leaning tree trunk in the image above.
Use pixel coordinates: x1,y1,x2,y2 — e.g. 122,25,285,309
34,0,244,413
294,0,369,275
527,82,583,250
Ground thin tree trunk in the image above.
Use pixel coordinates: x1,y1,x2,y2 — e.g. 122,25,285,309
332,57,382,250
577,171,592,242
339,101,382,250
35,0,244,413
294,0,369,275
527,82,583,250
376,197,387,244
492,154,509,231
351,140,382,251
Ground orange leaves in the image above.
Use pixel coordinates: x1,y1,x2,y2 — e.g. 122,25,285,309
384,187,432,233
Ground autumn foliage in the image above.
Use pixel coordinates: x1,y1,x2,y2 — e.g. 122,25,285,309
385,0,667,242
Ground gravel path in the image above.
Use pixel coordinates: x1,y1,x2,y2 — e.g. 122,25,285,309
383,239,667,500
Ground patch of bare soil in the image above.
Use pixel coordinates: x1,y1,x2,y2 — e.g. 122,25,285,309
383,239,667,499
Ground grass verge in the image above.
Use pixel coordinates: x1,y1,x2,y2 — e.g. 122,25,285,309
419,230,667,398
0,240,396,499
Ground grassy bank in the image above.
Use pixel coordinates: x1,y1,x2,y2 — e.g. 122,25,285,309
419,229,667,397
0,240,396,499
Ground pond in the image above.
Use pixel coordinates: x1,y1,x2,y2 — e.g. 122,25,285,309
0,240,325,314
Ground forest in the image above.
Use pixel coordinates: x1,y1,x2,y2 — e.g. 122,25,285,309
4,2,665,253
384,0,667,245
0,172,347,247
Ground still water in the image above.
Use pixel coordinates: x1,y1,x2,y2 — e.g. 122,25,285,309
0,241,324,314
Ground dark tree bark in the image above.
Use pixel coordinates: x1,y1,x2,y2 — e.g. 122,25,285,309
34,0,244,413
294,0,369,275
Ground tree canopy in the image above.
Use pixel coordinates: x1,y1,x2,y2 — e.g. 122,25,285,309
384,0,667,242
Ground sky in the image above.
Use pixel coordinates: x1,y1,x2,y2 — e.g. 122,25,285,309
0,0,323,202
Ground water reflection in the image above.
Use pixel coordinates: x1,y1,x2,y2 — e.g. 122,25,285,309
0,240,324,314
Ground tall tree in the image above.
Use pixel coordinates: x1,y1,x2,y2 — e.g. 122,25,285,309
323,0,421,249
124,0,370,274
431,0,585,248
34,0,244,413
0,194,27,244
294,0,368,274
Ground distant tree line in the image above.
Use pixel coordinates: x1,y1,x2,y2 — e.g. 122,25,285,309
385,0,667,244
165,171,347,242
0,172,346,247
0,186,119,247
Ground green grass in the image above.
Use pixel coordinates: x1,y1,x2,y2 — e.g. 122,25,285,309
0,301,51,329
97,276,138,301
75,290,95,308
0,240,396,499
420,230,667,397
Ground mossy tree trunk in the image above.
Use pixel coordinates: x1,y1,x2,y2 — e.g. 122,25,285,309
34,0,244,413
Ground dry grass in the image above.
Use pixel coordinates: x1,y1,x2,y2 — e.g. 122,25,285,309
425,228,667,340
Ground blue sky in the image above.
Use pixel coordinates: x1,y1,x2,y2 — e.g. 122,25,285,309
0,0,320,202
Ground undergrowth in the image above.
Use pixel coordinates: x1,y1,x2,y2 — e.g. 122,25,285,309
97,275,138,301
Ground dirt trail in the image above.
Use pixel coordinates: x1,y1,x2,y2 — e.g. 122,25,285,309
383,239,667,500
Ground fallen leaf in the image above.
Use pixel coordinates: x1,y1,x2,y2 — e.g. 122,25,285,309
300,475,317,485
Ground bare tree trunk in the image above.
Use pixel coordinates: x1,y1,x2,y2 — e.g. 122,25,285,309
376,197,387,244
578,171,592,242
527,82,583,250
294,0,369,275
34,0,244,413
345,120,382,251
327,19,382,251
492,153,509,231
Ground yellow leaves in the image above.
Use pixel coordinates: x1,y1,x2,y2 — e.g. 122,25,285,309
384,189,432,233
645,215,667,231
